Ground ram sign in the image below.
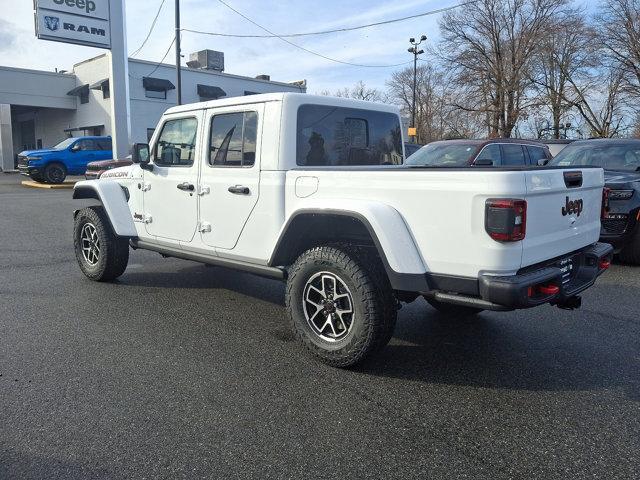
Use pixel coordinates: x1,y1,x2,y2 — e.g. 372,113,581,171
35,0,111,49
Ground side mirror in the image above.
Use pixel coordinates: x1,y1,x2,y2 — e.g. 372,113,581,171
71,144,81,152
474,158,494,166
132,143,151,165
537,158,548,166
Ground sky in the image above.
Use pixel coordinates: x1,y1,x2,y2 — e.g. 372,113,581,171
0,0,449,94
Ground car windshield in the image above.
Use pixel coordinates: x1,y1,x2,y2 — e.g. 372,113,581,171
52,138,76,150
549,143,640,171
405,142,478,166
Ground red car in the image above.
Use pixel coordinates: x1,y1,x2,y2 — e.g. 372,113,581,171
84,157,133,180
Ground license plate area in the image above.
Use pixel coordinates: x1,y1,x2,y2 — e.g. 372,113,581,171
557,255,578,286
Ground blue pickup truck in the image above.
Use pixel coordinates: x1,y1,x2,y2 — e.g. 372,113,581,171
18,136,113,183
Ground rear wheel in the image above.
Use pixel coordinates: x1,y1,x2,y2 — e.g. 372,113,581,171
619,226,640,265
43,162,67,184
73,206,129,281
424,297,484,316
286,245,396,367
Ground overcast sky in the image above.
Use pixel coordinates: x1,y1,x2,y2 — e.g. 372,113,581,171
0,0,448,93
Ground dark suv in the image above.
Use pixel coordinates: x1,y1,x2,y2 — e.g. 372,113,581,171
405,138,552,167
548,139,640,264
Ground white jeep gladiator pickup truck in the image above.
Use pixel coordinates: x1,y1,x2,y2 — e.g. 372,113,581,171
72,93,613,367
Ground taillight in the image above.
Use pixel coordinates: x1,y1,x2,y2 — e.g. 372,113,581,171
485,199,527,242
602,188,610,219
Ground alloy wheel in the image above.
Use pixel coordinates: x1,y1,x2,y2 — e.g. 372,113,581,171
302,271,355,342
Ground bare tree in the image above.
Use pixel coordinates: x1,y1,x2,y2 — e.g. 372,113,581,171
532,9,593,138
386,64,482,143
439,0,567,138
328,81,386,102
597,0,640,97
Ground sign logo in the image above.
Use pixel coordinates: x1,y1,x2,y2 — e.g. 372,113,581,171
44,16,60,31
562,196,583,217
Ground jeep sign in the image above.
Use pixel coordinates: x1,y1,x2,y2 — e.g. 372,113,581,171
35,0,111,49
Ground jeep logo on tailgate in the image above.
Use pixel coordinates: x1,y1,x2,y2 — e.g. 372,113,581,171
562,196,583,217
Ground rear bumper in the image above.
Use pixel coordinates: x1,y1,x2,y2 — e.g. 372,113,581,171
478,242,613,309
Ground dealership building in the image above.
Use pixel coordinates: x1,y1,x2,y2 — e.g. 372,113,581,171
0,50,306,171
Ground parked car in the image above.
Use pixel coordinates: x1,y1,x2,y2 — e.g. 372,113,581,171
18,136,113,183
71,93,611,367
85,156,133,180
406,138,552,167
548,138,640,263
404,142,423,159
544,139,575,157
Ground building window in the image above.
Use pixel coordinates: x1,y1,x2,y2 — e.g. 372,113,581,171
147,128,155,141
145,89,166,100
244,91,258,96
102,84,110,99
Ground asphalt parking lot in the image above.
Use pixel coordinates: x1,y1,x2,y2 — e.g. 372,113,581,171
1,173,639,479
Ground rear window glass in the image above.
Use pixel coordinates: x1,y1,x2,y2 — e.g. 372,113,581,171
549,143,640,171
296,105,403,166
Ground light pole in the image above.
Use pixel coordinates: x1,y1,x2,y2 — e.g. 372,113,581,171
175,0,182,105
408,35,426,143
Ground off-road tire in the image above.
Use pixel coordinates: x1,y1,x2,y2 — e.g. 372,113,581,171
424,297,484,317
619,227,640,265
43,162,67,184
286,245,397,368
74,206,129,281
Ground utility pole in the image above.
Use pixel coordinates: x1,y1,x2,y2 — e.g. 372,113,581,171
175,0,182,105
407,35,426,143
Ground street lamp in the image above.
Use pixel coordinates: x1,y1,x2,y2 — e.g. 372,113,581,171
408,35,426,143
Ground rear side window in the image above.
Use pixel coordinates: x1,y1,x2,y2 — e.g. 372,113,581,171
501,144,526,166
209,111,258,167
296,105,403,166
475,144,502,165
154,117,198,167
527,146,547,164
96,138,112,150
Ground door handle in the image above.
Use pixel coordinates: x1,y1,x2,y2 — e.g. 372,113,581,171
177,182,195,192
228,185,250,195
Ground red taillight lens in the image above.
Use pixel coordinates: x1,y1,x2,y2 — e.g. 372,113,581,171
602,187,610,219
485,199,527,242
599,258,611,270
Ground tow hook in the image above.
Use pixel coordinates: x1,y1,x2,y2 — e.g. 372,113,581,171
556,295,582,310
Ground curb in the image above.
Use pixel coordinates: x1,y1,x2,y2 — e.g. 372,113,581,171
21,180,76,189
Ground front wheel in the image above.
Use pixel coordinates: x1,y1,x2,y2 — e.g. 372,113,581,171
43,162,67,184
286,246,396,367
73,206,129,281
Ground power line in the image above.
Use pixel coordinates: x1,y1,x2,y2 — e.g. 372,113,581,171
130,0,167,57
129,35,177,80
214,0,413,68
183,1,474,38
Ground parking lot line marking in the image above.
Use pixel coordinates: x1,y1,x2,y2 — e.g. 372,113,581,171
21,180,76,189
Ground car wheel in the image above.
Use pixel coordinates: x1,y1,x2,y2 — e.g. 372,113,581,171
73,206,129,282
286,246,397,367
424,297,484,316
43,162,67,184
619,227,640,265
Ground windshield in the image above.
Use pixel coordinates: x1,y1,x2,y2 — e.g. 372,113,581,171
52,138,76,150
405,142,478,166
549,143,640,171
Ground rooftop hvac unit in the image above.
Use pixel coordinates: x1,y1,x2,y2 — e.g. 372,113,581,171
187,50,224,72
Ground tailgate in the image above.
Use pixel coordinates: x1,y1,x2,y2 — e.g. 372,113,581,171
522,168,604,267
